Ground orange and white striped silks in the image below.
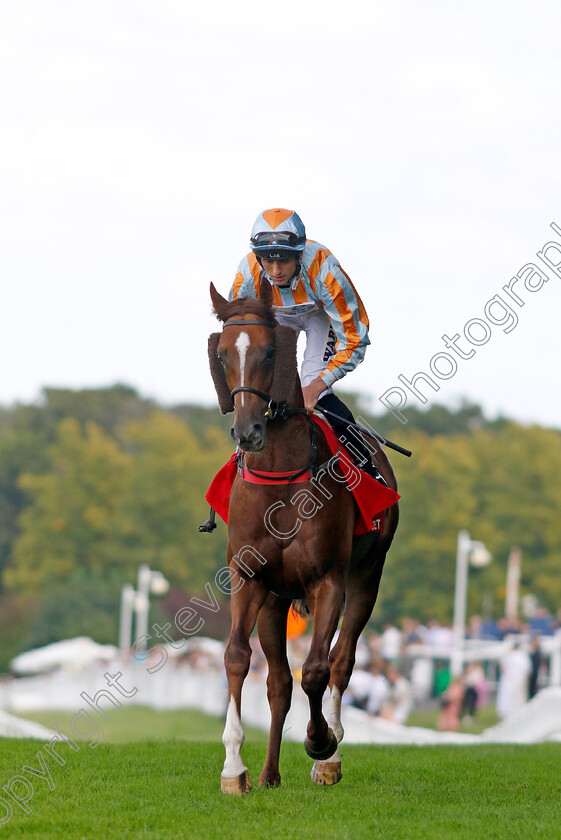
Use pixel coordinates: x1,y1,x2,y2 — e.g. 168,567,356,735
230,241,370,389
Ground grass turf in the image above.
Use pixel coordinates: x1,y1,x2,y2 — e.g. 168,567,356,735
0,739,559,839
24,702,501,742
407,702,501,734
23,707,268,744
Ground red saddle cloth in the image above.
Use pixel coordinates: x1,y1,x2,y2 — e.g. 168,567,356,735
205,416,399,536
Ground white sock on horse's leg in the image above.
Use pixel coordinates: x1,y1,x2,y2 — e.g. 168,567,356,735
311,688,344,785
327,686,344,744
221,695,248,778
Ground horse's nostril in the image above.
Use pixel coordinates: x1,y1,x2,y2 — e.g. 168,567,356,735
230,427,238,443
251,424,263,441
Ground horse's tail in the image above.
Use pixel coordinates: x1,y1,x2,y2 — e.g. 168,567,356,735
291,598,309,618
291,593,346,619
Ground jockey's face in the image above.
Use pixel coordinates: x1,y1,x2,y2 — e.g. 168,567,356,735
261,256,297,287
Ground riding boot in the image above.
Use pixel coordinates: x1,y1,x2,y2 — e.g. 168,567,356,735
316,393,387,485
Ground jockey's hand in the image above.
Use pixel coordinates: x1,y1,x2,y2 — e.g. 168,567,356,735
302,377,327,414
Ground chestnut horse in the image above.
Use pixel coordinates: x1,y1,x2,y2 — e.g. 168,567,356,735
208,278,399,794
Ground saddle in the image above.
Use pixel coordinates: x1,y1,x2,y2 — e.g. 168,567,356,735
203,416,399,536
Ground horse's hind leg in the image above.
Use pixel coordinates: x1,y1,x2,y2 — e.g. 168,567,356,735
310,685,344,786
329,555,386,691
221,579,268,796
257,594,293,788
311,556,386,787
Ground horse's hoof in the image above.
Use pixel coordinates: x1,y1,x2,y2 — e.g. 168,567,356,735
311,760,342,786
259,774,281,789
304,728,338,761
220,770,253,796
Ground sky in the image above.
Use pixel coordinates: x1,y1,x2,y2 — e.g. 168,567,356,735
1,0,560,428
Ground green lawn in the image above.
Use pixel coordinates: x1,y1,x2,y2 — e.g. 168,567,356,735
25,702,501,741
23,706,268,744
407,703,500,734
0,738,559,839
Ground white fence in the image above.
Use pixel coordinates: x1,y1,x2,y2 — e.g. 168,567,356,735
2,659,561,745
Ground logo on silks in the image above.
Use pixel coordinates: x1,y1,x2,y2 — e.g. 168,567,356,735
273,303,318,317
323,327,337,362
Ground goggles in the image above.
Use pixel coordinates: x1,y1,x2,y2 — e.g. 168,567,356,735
258,252,293,262
250,230,305,250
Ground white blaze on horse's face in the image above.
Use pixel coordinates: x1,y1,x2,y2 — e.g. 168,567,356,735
235,331,251,407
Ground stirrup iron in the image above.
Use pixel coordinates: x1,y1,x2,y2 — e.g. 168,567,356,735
198,506,217,533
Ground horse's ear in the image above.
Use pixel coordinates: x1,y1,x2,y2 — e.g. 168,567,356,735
208,333,234,414
270,326,298,404
210,282,228,316
258,276,273,308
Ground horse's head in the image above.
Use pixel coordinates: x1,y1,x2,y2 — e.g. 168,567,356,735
208,278,299,451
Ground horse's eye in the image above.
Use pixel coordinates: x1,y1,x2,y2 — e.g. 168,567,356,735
265,347,275,362
217,352,225,366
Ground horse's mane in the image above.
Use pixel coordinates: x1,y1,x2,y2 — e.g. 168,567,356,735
213,296,277,327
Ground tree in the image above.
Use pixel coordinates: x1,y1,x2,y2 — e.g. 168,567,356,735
6,419,132,594
373,421,561,624
0,427,49,584
117,411,231,591
4,388,561,658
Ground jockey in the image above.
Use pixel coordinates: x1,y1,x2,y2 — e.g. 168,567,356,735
230,208,385,483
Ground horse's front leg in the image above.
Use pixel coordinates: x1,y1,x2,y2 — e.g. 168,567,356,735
221,578,268,796
301,574,344,762
257,594,293,788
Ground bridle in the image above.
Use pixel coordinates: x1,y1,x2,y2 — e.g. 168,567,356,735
222,317,318,481
222,318,307,422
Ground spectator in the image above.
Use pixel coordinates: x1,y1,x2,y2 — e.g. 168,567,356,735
345,667,375,711
480,618,502,641
467,615,483,640
365,658,390,716
380,664,412,725
434,661,451,698
401,617,425,645
367,631,382,659
528,636,542,699
399,618,424,680
497,616,522,638
425,620,453,648
529,608,555,637
380,624,402,662
354,634,371,669
436,677,464,731
496,642,531,719
461,662,486,722
344,656,389,716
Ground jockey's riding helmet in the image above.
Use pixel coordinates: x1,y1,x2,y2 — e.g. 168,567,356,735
250,209,306,260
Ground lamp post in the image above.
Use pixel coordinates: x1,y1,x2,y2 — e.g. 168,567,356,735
118,567,170,654
119,584,136,653
505,546,522,622
451,530,492,677
134,564,170,651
